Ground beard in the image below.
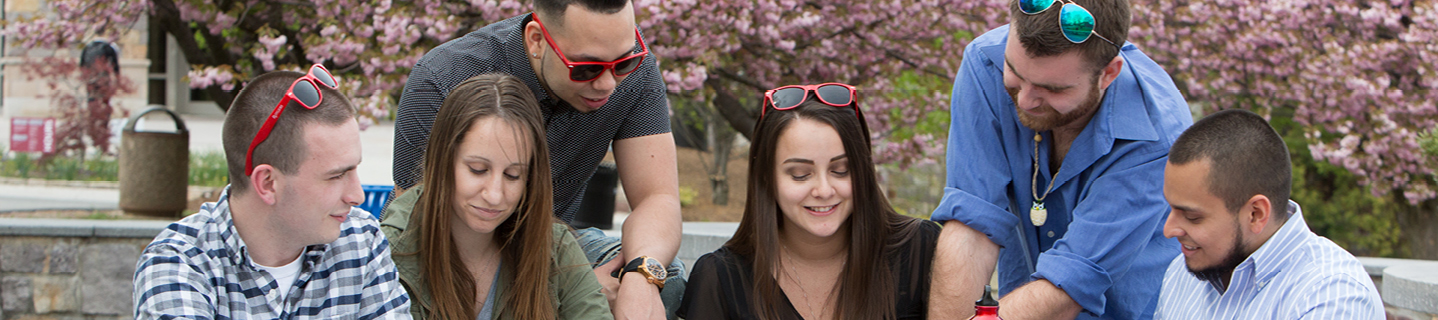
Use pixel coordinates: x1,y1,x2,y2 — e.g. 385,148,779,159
1010,78,1104,132
1187,225,1251,290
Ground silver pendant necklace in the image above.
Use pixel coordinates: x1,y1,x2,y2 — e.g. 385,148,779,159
1030,133,1057,227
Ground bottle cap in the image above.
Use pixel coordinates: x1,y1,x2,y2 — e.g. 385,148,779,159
977,285,999,307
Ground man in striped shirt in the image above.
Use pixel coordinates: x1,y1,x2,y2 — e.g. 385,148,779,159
133,69,412,319
1154,109,1382,319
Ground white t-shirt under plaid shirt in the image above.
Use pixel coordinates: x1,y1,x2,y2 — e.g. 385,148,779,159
133,187,412,319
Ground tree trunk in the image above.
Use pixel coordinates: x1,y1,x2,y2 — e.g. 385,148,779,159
706,100,734,206
1396,197,1438,259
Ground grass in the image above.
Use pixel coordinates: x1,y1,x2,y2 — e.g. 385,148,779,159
0,145,230,187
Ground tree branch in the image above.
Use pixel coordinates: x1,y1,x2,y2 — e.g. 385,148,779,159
712,67,767,92
151,0,238,112
705,76,758,140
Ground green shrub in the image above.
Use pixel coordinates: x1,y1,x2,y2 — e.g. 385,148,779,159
0,150,229,187
1274,113,1405,257
188,151,229,187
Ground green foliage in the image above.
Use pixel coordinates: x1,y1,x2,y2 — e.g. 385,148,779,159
678,186,697,208
0,150,229,187
1271,113,1406,257
1422,129,1438,160
884,70,951,142
188,151,230,187
0,152,117,181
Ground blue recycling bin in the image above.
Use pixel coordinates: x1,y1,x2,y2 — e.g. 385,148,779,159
359,184,393,220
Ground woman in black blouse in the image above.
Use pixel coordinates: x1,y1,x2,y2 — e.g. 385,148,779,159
678,83,940,320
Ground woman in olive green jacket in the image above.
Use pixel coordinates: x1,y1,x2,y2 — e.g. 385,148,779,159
380,74,611,320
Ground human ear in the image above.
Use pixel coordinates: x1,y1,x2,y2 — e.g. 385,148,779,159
249,165,282,205
1097,55,1124,91
524,21,545,60
1243,194,1272,235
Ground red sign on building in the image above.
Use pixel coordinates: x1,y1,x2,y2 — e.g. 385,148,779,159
10,117,56,153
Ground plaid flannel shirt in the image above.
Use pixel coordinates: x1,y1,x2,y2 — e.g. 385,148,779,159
133,188,412,319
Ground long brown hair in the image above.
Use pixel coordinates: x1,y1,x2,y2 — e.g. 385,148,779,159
406,73,556,320
725,96,925,320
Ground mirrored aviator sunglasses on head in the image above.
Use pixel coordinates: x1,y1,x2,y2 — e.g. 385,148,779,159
1019,0,1119,47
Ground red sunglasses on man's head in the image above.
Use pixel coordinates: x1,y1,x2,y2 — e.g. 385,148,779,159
532,13,649,82
760,83,860,120
244,64,338,176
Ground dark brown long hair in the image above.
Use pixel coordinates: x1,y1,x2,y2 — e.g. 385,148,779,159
725,96,925,320
406,73,556,320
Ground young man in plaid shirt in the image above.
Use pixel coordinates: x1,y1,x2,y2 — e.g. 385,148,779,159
133,67,411,319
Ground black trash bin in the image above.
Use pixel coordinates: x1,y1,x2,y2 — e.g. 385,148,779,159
570,162,618,230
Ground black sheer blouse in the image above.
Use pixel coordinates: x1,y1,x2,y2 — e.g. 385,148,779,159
678,221,941,320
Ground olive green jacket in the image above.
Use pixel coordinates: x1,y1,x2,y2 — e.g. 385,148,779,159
380,187,613,320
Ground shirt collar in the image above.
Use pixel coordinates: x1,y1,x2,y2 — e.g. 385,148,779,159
979,24,1159,142
1204,200,1311,292
981,24,1160,187
210,186,327,271
512,13,568,114
1243,200,1311,285
205,187,253,268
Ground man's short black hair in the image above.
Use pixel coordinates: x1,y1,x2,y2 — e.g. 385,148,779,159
1170,109,1293,220
533,0,629,24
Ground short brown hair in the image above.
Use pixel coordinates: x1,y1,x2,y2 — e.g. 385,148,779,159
1010,0,1130,72
222,70,357,194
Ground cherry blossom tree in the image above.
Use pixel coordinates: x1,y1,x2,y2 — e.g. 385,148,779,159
636,0,1008,168
1131,0,1438,204
5,0,1005,165
8,0,1433,208
4,0,528,129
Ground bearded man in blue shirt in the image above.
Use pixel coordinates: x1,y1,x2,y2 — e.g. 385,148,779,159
928,0,1193,318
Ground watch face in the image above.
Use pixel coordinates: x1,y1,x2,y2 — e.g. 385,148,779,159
644,257,667,279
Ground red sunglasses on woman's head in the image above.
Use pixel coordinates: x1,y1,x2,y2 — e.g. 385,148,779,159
532,13,649,82
244,64,338,176
760,83,860,120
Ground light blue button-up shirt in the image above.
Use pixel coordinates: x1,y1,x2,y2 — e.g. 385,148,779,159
1154,201,1384,320
931,25,1192,319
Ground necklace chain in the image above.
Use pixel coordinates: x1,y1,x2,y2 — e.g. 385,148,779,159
780,244,844,320
1031,133,1058,202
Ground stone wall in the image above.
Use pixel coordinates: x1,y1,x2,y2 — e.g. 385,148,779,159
1360,257,1438,320
0,219,168,320
3,219,1436,320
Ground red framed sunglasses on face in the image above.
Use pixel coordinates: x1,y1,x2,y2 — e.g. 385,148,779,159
244,64,338,176
760,83,860,120
532,13,650,82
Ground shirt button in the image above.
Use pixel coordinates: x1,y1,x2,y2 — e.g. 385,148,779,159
1047,231,1056,238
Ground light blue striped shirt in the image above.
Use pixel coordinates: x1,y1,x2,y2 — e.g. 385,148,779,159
1154,201,1383,320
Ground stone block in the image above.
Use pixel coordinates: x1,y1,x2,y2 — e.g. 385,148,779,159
2,276,33,312
1383,263,1438,315
80,243,140,315
9,315,89,320
49,242,77,274
31,275,79,313
1,241,48,273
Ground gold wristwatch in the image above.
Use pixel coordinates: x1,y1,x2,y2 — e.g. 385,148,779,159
614,255,666,290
